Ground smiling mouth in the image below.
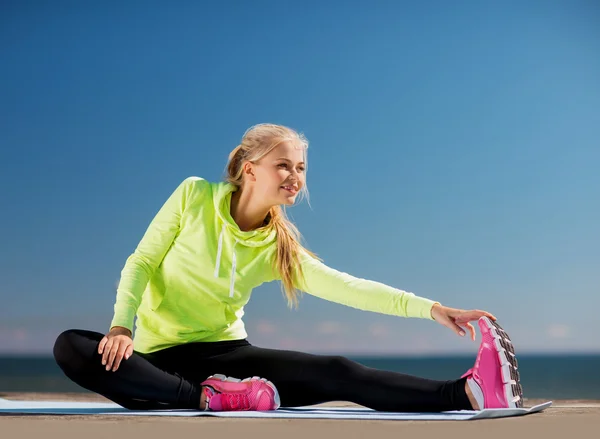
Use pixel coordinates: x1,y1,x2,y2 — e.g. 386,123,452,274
281,185,298,194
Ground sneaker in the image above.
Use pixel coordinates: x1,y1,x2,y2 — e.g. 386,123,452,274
462,316,523,409
201,374,280,411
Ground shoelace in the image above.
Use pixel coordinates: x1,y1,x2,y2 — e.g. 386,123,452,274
222,393,251,411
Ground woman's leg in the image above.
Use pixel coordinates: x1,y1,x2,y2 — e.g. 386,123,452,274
53,329,202,410
201,344,472,412
53,330,470,412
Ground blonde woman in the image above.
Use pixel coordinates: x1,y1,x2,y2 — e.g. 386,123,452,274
54,124,522,412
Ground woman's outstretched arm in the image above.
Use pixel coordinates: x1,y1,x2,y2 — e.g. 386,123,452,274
295,252,497,339
294,252,439,320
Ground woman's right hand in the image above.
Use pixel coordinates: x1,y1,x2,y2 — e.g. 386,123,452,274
98,326,134,372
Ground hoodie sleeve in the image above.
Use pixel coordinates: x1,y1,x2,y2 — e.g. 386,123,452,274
109,177,202,332
294,252,439,319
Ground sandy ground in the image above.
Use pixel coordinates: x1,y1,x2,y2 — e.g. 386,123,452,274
1,393,599,439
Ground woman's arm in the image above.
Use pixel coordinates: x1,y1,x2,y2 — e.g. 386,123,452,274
109,177,202,332
295,252,439,319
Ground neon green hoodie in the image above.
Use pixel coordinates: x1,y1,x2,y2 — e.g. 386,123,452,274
111,177,438,353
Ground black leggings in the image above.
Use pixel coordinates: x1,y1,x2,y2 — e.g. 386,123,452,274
53,329,471,412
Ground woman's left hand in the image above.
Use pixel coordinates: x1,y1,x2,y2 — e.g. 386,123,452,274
430,304,496,341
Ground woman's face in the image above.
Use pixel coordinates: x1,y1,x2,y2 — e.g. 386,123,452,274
250,140,306,206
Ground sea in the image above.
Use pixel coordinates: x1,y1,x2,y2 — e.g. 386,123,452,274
1,354,599,400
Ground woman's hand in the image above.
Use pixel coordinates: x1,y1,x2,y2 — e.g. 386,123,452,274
98,326,134,372
430,304,496,341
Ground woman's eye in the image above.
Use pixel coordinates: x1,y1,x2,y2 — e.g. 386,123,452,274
278,163,304,172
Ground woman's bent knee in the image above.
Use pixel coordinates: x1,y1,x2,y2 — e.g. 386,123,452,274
53,329,79,369
53,329,102,372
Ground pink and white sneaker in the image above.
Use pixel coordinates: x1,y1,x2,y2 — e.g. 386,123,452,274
462,317,524,409
201,374,280,411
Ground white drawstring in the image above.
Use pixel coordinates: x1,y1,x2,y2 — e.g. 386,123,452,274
214,224,225,278
214,223,239,298
229,239,238,298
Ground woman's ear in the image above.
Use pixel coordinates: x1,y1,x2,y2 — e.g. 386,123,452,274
242,161,256,182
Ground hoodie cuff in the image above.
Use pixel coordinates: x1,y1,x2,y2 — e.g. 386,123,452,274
109,305,136,333
406,297,440,320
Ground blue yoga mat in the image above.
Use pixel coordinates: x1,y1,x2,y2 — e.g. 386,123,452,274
0,398,552,420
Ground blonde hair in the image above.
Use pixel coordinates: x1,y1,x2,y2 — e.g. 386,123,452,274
225,123,319,308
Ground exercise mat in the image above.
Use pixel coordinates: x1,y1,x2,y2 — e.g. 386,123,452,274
0,398,552,420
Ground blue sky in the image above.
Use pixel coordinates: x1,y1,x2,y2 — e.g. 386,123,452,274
1,0,599,355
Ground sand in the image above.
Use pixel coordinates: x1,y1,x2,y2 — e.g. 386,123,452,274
1,393,599,439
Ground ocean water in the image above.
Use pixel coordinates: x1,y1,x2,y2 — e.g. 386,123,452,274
1,354,599,400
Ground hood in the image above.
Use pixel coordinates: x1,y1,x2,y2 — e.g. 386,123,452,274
212,181,277,297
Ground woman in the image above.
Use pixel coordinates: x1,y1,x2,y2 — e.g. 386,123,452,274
53,123,523,413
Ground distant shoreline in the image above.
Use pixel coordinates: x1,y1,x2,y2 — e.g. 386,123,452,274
3,354,599,400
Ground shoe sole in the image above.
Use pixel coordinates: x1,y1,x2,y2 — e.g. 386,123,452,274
480,317,523,408
206,374,281,410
